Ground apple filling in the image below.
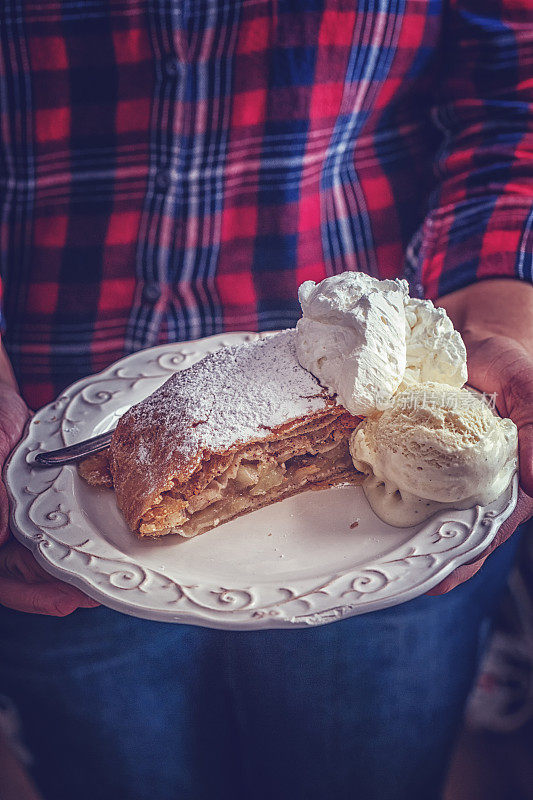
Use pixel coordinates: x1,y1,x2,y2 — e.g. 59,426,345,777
138,425,360,538
79,413,363,539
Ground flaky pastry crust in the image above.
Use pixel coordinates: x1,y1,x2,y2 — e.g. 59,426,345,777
80,331,364,537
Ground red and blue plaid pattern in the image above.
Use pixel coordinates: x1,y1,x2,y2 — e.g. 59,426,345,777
0,0,532,409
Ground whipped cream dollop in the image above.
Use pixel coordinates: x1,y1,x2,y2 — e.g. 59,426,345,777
295,273,408,416
295,272,468,415
402,298,468,389
349,383,518,526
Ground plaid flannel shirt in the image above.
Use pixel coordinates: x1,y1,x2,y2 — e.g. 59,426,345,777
1,0,532,410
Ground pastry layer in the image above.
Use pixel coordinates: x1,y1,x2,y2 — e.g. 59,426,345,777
80,412,362,538
79,330,363,538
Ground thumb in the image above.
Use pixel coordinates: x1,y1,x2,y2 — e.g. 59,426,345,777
501,357,533,498
0,385,29,463
0,481,12,547
0,385,30,544
466,336,533,498
518,423,533,498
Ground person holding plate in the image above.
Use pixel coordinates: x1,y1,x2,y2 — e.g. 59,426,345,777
0,2,532,799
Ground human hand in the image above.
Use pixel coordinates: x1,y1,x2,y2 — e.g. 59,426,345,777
0,379,99,615
429,280,533,595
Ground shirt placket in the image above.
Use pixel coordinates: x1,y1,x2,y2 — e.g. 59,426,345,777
127,1,190,352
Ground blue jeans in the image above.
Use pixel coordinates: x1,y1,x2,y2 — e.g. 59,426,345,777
0,532,520,800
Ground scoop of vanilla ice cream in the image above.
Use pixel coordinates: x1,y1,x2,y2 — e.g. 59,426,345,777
295,272,408,416
350,383,517,526
403,298,467,388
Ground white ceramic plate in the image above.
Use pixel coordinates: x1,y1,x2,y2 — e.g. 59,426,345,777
5,333,518,629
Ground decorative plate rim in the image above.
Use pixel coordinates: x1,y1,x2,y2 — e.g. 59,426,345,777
5,333,519,630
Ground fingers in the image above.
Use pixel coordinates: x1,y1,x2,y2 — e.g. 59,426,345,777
0,538,61,582
499,356,533,497
461,337,533,497
518,422,533,498
0,386,100,616
0,384,29,458
0,386,30,543
0,481,10,547
427,489,533,596
0,539,100,616
426,555,490,596
0,575,99,615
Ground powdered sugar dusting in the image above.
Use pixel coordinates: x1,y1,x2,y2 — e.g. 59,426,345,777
136,440,149,465
118,330,331,490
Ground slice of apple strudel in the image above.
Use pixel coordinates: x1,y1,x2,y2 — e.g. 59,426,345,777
79,331,364,539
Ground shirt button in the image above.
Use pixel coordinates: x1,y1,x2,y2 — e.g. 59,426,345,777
165,56,179,75
154,169,170,191
142,283,162,303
